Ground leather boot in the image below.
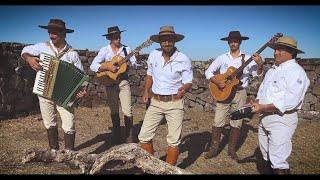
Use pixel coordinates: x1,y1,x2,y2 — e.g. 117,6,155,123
111,113,121,144
261,160,273,174
166,146,180,166
228,127,241,161
47,126,59,150
64,132,75,151
204,126,222,159
140,142,154,155
273,168,290,174
124,116,134,143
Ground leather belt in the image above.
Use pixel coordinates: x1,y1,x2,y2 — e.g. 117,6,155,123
153,94,180,102
262,109,298,116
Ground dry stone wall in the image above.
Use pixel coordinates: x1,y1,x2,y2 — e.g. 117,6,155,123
1,42,319,120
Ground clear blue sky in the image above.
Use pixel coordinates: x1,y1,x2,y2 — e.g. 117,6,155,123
1,5,320,60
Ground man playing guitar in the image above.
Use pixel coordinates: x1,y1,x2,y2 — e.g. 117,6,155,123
90,26,139,144
204,31,263,161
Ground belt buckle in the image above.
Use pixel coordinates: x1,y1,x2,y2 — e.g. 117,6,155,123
163,95,170,102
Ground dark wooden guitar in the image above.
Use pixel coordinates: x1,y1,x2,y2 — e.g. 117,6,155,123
209,33,283,101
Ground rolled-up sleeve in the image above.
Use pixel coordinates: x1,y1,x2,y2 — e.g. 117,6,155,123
146,53,153,76
272,71,310,113
205,57,221,80
21,43,43,57
182,57,193,84
70,51,84,72
90,48,106,72
125,47,137,67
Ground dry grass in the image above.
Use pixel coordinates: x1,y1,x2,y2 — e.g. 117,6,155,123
1,104,320,174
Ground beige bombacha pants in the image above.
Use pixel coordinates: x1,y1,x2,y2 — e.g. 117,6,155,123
105,80,133,116
138,97,184,147
213,89,247,128
38,96,75,134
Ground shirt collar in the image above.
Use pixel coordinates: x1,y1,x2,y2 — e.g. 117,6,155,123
49,40,68,54
162,49,179,65
108,44,124,55
226,50,244,59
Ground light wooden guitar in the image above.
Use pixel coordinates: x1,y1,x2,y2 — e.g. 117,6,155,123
209,33,283,102
96,39,153,85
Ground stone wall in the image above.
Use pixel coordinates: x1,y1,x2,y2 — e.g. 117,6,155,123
1,42,319,120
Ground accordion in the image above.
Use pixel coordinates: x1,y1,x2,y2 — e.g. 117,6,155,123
32,53,90,110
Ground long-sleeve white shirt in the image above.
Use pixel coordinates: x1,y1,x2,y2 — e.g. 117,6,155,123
90,44,137,72
147,49,193,95
257,59,310,114
205,51,261,88
21,40,83,71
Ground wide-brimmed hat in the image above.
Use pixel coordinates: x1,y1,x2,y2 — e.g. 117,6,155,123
221,31,249,41
268,36,304,54
150,26,184,43
39,19,74,33
102,26,126,39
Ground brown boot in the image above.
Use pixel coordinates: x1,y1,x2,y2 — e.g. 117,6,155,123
140,142,154,155
204,126,222,159
124,116,134,143
228,127,241,161
64,132,75,151
47,126,59,150
111,113,121,144
166,146,180,166
273,168,290,174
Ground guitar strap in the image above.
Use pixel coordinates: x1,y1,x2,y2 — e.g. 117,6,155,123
123,46,128,56
240,54,245,65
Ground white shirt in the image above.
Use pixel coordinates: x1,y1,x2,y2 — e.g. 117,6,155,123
205,51,261,88
90,44,137,72
147,49,193,95
21,40,84,71
257,59,310,114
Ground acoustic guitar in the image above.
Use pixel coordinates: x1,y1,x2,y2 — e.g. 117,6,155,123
209,33,283,101
96,39,153,85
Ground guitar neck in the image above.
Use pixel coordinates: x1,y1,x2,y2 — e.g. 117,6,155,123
231,42,268,78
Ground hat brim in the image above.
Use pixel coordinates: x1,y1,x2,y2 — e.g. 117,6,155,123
39,25,74,33
268,42,305,54
102,30,126,37
220,36,249,41
150,33,184,43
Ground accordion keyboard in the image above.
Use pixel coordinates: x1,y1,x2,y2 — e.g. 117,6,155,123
32,54,52,96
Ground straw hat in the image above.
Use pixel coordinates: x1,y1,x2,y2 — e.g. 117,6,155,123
150,26,184,43
268,36,304,54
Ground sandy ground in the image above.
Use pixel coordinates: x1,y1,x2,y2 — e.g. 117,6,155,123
1,104,320,174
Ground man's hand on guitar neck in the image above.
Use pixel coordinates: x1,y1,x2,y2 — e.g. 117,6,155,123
210,76,226,90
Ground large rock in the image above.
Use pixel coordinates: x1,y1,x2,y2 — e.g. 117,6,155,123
312,82,320,96
304,93,317,104
197,91,214,104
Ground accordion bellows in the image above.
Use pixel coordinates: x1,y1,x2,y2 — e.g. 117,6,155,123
33,53,89,110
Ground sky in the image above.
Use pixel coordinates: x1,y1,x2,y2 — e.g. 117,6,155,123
1,5,320,60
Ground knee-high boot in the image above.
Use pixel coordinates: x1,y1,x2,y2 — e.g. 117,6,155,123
111,113,121,144
124,116,134,143
47,126,59,150
204,126,222,159
228,127,241,161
